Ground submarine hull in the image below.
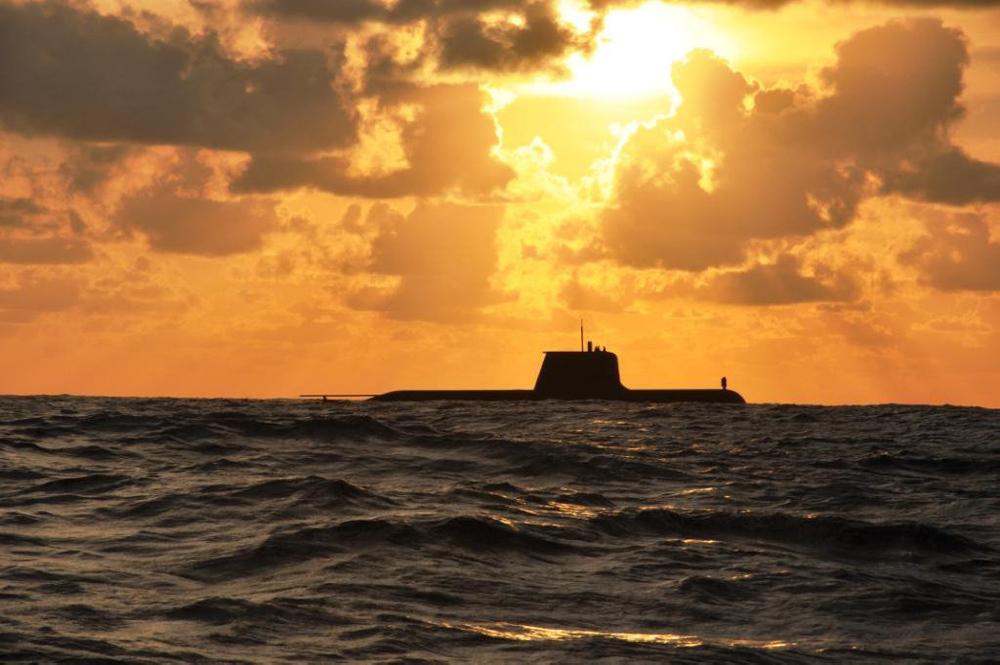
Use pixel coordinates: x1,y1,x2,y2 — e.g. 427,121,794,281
370,389,745,403
365,349,746,404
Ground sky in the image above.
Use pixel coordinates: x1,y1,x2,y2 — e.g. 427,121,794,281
0,0,999,405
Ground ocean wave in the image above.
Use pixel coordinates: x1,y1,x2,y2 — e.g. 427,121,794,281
860,453,1000,475
2,398,998,662
675,575,756,603
161,596,353,627
184,414,412,442
21,473,134,496
51,603,126,630
77,411,161,432
405,432,692,482
186,513,583,581
100,476,390,522
428,516,579,555
0,532,46,547
232,475,384,502
9,411,415,448
592,508,986,556
184,519,415,580
98,493,192,520
0,467,44,481
182,457,246,473
0,512,41,526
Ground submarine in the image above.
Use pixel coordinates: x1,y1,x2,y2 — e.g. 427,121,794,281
305,334,745,403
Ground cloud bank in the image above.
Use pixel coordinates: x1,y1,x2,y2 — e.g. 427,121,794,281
0,2,356,151
599,18,1000,298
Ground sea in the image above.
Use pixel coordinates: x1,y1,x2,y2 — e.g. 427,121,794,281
0,396,998,663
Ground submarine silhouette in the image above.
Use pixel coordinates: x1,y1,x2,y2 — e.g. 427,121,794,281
353,340,745,403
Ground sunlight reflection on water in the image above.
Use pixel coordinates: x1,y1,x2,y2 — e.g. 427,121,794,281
451,621,796,650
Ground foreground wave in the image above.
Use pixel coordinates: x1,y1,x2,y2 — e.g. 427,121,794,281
0,396,998,662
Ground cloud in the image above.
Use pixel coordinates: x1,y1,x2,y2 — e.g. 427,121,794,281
815,18,1000,203
435,2,584,73
817,19,967,155
248,0,589,73
250,0,1000,25
0,198,44,228
590,0,1000,8
59,144,135,194
247,0,529,24
561,274,633,312
0,2,356,152
233,84,513,197
0,195,93,264
599,19,1000,273
601,49,864,271
245,0,389,24
348,202,505,321
881,149,1000,205
114,189,279,255
900,213,1000,291
701,255,860,305
0,237,94,264
0,275,81,320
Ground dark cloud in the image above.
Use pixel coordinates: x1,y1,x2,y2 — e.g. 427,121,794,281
348,202,505,321
59,144,134,193
360,33,429,95
817,19,968,155
233,84,513,197
114,189,279,256
701,255,860,305
250,0,1000,24
393,0,529,20
814,20,1000,206
0,195,92,264
249,0,588,73
811,19,1000,205
247,0,525,24
436,2,583,72
243,0,1000,83
590,0,1000,8
881,149,1000,205
251,0,1000,29
0,237,94,264
246,0,389,24
900,214,1000,291
600,19,1000,273
0,198,44,228
0,2,356,151
248,0,1000,52
339,204,366,233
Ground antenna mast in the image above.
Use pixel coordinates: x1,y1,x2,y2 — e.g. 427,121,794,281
580,319,584,352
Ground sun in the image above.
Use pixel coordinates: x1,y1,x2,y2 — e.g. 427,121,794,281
528,1,739,101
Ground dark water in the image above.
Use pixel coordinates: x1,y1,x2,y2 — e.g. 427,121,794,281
1,397,999,663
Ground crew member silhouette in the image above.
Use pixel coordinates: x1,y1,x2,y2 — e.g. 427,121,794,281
721,376,727,390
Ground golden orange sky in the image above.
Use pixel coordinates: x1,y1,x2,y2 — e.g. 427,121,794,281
1,0,999,405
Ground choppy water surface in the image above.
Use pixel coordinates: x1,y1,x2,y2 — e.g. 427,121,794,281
1,397,998,663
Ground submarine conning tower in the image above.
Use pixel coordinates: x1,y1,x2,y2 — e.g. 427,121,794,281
533,343,625,399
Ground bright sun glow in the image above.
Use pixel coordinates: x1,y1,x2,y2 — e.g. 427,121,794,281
529,1,738,100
